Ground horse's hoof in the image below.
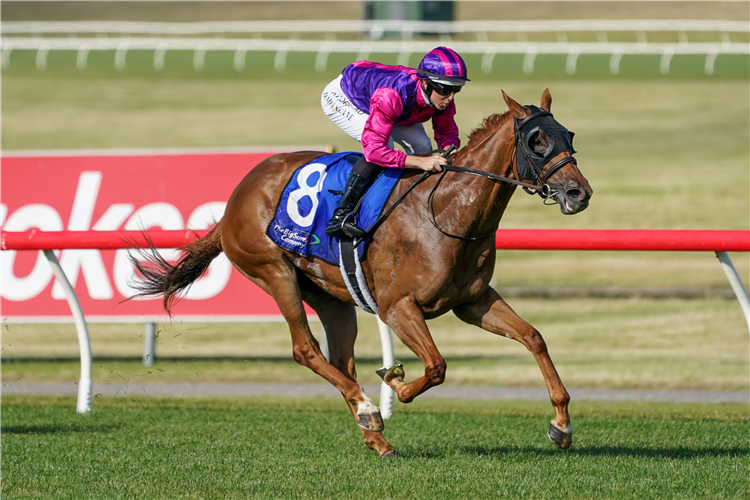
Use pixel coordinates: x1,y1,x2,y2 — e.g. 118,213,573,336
380,448,401,459
357,411,385,432
547,422,573,449
376,361,405,384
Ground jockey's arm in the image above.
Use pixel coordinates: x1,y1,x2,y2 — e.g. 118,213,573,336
365,89,449,173
405,155,447,173
362,90,408,168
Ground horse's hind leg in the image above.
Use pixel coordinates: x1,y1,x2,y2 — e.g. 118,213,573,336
297,272,397,457
453,287,573,449
233,255,385,434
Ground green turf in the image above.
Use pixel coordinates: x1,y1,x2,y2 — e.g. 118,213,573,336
4,297,748,392
5,47,749,78
2,58,748,400
4,68,748,229
1,395,748,499
3,0,748,23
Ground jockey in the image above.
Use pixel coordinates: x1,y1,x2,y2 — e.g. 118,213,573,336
320,46,470,238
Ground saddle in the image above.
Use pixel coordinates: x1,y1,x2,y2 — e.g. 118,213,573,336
266,152,404,313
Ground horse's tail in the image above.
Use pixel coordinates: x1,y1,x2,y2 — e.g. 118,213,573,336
128,221,224,315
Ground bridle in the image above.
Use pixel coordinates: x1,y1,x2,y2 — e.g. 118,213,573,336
356,106,578,245
427,106,578,241
512,105,577,201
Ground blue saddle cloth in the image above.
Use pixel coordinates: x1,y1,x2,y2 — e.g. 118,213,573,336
266,152,403,265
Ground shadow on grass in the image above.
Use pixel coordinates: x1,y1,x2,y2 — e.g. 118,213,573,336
1,423,122,435
430,444,750,460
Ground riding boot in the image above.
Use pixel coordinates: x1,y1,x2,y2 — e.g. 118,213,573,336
326,172,369,238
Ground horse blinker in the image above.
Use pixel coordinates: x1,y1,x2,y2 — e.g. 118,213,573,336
514,106,577,198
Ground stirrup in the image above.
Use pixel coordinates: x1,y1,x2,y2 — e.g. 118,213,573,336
340,212,366,238
327,216,366,238
341,224,366,238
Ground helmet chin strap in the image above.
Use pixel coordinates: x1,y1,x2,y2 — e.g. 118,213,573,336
421,80,435,107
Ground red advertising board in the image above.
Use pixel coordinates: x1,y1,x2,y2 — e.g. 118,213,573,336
1,149,318,322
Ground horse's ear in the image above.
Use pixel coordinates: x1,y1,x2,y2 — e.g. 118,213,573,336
502,90,526,119
541,88,552,111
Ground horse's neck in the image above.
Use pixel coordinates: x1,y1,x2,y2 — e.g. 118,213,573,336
449,120,517,236
462,117,517,185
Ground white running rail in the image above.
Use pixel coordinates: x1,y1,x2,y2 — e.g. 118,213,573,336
2,20,748,75
2,19,748,35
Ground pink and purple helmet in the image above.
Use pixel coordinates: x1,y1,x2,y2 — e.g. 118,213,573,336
417,46,470,84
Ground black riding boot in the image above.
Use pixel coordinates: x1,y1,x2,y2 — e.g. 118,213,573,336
325,172,369,238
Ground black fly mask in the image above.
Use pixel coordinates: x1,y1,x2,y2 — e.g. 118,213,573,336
514,105,577,199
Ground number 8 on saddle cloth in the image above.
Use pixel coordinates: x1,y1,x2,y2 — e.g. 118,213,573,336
266,152,404,265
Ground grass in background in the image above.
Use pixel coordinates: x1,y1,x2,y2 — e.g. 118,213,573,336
2,0,747,23
3,71,746,283
2,70,748,395
3,68,747,230
1,2,748,400
2,395,748,499
4,297,748,391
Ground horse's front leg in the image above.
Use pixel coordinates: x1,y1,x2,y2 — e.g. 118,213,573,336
453,287,573,449
379,297,446,403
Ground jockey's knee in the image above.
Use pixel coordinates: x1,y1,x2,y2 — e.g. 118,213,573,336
351,156,380,179
411,135,433,155
393,126,433,155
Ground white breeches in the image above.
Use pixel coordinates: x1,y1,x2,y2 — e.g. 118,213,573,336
321,75,433,156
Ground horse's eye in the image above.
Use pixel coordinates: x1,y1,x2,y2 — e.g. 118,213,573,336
527,131,548,154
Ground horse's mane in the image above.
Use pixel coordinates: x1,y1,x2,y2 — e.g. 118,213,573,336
464,111,512,151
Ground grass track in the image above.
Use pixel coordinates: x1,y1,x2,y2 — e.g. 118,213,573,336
3,0,748,22
4,297,748,392
2,395,748,499
2,4,749,497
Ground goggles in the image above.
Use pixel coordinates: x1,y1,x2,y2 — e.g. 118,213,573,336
429,80,463,96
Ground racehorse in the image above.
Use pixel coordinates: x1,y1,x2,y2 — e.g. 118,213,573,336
130,89,592,458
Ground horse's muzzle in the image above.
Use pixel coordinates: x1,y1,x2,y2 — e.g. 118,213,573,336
554,180,591,215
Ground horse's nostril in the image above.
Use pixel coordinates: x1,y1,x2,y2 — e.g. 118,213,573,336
566,188,584,201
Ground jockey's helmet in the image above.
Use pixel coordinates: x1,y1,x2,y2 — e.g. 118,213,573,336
417,47,470,94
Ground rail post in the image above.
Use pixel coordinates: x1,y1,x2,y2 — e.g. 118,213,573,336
377,317,395,419
42,250,92,413
143,322,156,366
716,252,750,336
318,322,330,362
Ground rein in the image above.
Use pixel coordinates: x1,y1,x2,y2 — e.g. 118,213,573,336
356,107,578,244
426,157,574,241
443,164,550,196
426,164,526,242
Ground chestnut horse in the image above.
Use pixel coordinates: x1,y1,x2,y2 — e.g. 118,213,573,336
131,89,592,458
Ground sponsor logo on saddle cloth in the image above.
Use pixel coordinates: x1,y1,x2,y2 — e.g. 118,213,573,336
266,152,403,265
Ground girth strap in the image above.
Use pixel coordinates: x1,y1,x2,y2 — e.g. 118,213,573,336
339,238,378,314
